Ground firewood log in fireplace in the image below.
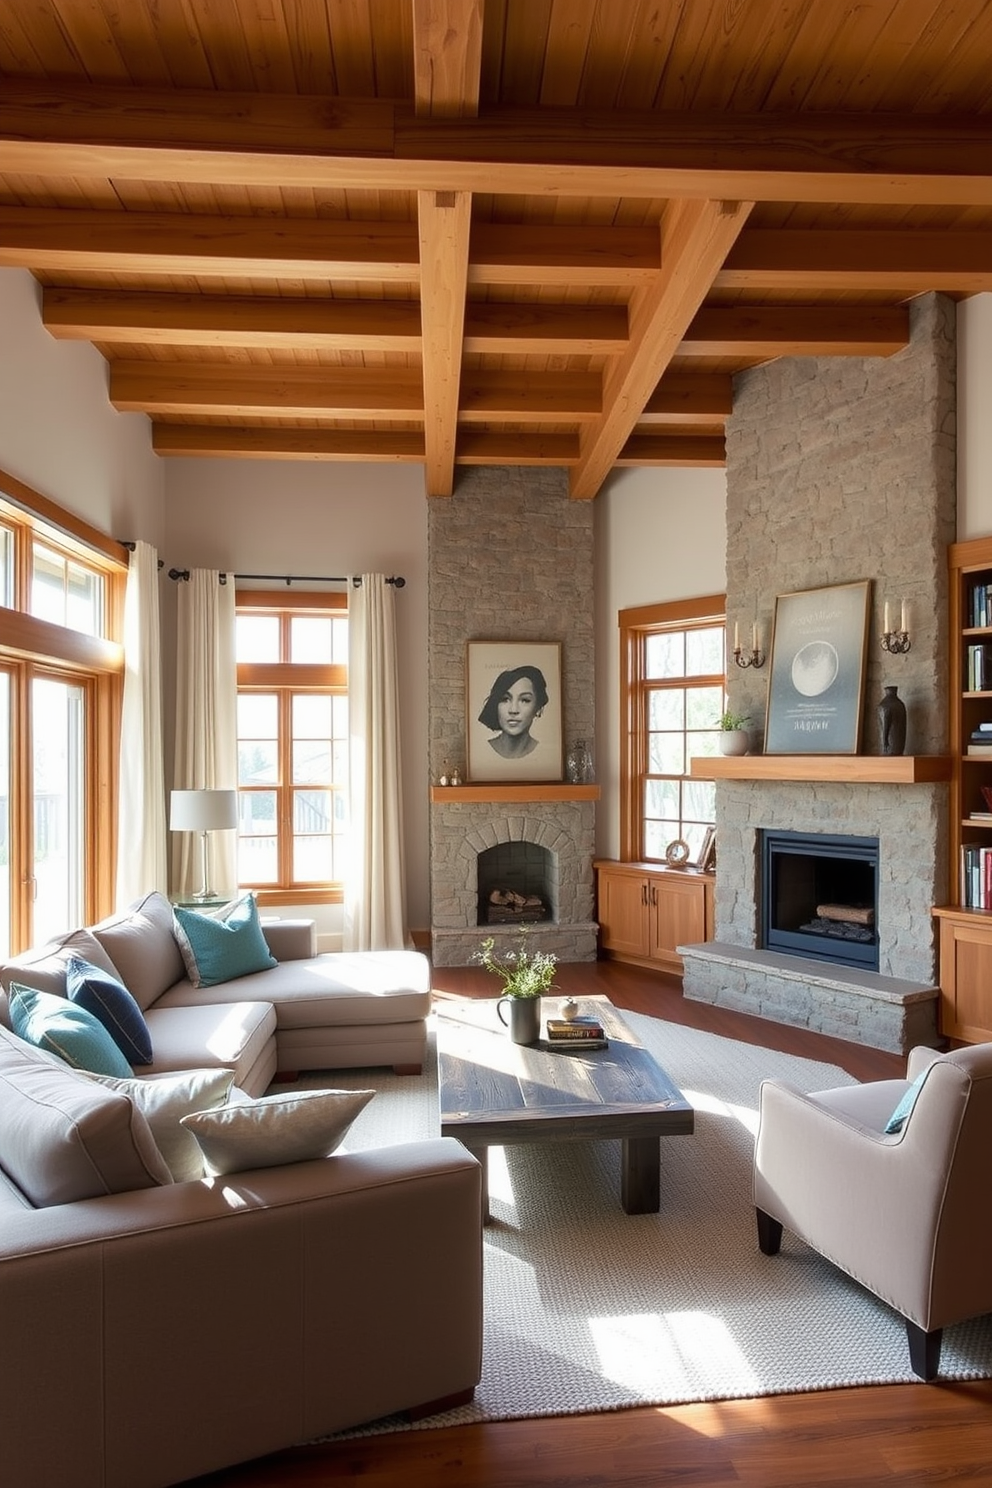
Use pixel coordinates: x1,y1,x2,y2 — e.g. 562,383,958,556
816,903,875,926
486,888,548,923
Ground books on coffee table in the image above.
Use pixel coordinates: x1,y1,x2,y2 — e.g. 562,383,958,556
544,1014,608,1050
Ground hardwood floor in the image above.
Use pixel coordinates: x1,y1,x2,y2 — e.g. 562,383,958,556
193,961,992,1488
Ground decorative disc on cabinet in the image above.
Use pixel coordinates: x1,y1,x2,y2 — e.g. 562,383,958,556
665,838,690,868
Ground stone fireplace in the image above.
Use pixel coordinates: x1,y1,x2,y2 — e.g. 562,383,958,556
427,467,598,966
680,294,956,1054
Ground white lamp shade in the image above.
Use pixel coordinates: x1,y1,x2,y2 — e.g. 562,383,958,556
170,789,239,832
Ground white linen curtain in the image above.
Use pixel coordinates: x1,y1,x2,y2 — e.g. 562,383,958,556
115,540,168,906
172,570,238,897
343,574,408,950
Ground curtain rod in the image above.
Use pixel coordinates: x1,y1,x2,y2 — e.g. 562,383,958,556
165,570,405,587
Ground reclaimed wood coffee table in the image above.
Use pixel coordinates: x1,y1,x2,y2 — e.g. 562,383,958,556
436,994,693,1220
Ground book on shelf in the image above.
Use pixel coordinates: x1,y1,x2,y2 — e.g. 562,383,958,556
960,842,992,908
970,581,992,629
967,644,992,692
967,745,992,755
968,812,992,820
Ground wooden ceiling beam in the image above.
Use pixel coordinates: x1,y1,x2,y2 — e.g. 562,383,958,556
469,224,659,286
4,82,992,205
570,199,752,501
455,431,580,465
0,208,661,289
150,423,581,465
42,288,424,349
413,0,482,498
0,208,421,281
719,229,992,293
641,373,734,423
110,362,425,419
111,361,600,421
679,305,909,358
152,426,425,461
617,435,726,467
41,285,628,354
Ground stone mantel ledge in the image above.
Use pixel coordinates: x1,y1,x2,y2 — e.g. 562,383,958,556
689,755,952,784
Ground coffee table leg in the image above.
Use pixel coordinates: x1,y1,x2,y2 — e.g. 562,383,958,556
621,1136,660,1214
466,1146,491,1224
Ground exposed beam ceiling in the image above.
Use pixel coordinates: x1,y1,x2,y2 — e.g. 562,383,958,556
1,0,991,495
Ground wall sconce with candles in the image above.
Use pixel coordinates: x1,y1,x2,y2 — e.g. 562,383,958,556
733,619,766,669
881,599,911,655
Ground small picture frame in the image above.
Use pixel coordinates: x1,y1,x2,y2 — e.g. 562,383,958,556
466,641,563,783
696,826,717,872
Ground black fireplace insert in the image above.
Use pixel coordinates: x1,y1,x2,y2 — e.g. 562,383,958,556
760,829,879,971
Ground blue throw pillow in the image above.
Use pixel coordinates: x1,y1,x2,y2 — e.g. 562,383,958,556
884,1071,927,1134
173,894,277,988
65,955,153,1066
8,984,133,1078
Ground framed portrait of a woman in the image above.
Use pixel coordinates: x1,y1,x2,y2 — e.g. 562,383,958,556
466,641,563,782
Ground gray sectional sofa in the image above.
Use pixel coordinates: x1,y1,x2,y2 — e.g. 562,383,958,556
0,889,434,1090
0,891,485,1488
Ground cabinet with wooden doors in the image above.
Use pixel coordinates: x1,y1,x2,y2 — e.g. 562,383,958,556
595,860,714,974
936,535,992,1042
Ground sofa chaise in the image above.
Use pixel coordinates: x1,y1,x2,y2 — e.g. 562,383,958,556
0,1020,483,1488
0,890,433,1092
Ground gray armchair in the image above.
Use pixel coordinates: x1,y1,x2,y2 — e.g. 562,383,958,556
753,1042,992,1380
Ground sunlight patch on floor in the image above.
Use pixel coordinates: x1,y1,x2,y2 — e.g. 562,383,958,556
487,1144,515,1208
589,1311,762,1394
684,1087,759,1137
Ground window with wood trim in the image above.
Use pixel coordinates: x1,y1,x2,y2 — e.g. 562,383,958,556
620,596,726,867
235,593,349,905
0,470,127,957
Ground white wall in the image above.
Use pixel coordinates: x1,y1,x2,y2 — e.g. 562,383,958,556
0,269,164,544
594,465,728,858
162,458,430,936
958,294,992,540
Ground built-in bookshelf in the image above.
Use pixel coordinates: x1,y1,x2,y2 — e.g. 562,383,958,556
934,534,992,1042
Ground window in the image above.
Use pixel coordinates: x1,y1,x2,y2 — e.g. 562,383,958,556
620,596,726,866
235,594,348,904
0,470,126,957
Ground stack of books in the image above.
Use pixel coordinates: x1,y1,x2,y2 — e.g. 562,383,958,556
545,1013,608,1051
967,722,992,755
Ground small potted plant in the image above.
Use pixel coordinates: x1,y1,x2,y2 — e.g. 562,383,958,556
718,709,751,756
473,931,558,1045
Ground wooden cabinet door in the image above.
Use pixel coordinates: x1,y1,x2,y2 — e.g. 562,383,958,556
648,873,707,971
597,867,649,958
938,913,992,1042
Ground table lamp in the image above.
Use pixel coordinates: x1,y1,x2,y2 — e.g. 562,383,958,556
169,788,239,901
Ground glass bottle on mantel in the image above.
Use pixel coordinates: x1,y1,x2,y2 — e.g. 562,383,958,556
565,738,593,784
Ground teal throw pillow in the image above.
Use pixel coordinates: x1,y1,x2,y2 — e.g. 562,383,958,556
173,894,277,988
8,984,133,1078
65,955,153,1065
884,1072,927,1134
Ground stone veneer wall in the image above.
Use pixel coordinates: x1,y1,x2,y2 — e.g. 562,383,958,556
708,293,956,986
428,466,597,965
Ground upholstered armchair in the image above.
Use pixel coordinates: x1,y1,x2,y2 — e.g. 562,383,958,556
753,1042,992,1380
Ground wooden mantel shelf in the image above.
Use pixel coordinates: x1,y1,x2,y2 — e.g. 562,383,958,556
431,784,600,803
689,755,952,784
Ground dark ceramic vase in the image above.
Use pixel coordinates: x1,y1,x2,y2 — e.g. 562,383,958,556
879,685,907,756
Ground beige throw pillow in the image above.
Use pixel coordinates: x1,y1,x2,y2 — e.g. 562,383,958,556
180,1087,374,1176
86,1067,237,1181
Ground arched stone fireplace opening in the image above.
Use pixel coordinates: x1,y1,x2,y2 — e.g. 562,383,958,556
477,841,555,925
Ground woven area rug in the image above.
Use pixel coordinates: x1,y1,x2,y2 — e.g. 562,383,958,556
278,1012,992,1433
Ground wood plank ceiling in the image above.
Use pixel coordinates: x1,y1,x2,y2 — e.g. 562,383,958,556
1,0,992,498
